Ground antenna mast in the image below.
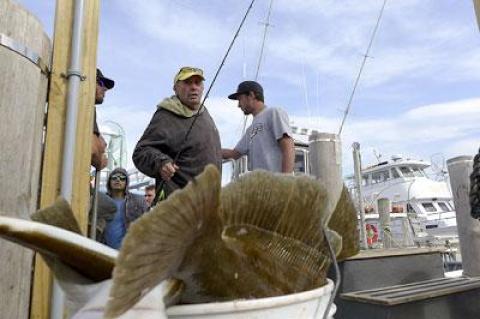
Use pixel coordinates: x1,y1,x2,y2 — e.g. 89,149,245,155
240,0,275,137
254,0,274,79
337,0,388,136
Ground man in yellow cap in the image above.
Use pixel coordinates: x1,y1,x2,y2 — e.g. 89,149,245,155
133,67,222,201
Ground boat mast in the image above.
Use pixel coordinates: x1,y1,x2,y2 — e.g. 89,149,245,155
240,0,275,137
254,0,274,80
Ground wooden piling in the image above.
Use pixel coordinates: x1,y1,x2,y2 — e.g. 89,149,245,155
0,0,51,318
447,155,480,277
308,132,343,223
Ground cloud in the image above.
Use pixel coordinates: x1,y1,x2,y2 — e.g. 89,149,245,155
289,97,480,174
98,95,479,178
117,0,239,53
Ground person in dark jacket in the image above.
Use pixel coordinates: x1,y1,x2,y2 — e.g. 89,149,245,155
132,67,222,201
98,167,148,249
91,69,114,170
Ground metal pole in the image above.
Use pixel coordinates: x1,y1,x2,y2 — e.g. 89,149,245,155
89,170,100,240
61,0,85,200
54,0,86,318
447,155,480,277
352,142,368,250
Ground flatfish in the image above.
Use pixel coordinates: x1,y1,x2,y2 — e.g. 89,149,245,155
106,164,359,318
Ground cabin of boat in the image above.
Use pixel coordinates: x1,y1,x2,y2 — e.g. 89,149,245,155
348,155,457,237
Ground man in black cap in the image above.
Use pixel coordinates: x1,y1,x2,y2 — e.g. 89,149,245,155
91,69,114,170
222,80,294,173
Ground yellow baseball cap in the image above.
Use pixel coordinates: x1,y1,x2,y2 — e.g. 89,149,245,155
174,66,205,84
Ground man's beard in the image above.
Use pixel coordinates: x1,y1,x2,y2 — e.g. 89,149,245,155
95,97,104,104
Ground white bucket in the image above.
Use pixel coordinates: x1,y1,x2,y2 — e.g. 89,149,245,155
167,279,335,319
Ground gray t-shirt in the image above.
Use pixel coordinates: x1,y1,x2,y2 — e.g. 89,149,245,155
234,107,292,172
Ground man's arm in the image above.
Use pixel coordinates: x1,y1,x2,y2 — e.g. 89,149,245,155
91,134,107,170
278,134,295,174
132,110,174,178
222,148,242,160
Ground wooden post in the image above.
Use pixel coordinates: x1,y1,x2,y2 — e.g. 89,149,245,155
352,142,369,250
30,1,99,318
378,198,392,248
447,156,480,277
0,1,51,318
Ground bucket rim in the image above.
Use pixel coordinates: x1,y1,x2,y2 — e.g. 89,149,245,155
167,279,333,315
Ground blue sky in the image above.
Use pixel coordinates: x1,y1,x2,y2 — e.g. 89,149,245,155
17,0,480,174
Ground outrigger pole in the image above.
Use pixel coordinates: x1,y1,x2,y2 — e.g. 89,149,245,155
337,0,388,136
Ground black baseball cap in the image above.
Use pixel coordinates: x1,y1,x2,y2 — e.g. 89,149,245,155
228,81,263,100
96,68,115,89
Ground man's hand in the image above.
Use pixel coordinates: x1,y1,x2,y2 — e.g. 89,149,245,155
160,162,179,181
222,148,241,160
92,134,108,170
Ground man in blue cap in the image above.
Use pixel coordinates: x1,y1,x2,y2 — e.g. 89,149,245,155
222,80,294,173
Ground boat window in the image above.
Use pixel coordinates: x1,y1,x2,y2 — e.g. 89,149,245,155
399,166,415,178
407,203,414,213
438,202,450,212
294,150,306,174
371,170,388,184
421,202,437,212
412,167,424,177
362,175,368,186
391,168,400,179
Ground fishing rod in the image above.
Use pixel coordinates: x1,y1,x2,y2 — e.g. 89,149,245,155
153,0,257,204
337,0,388,136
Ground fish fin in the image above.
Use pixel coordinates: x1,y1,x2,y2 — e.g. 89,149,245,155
222,224,329,293
325,229,342,256
105,165,221,319
0,216,116,281
221,171,329,249
328,186,360,260
31,197,82,234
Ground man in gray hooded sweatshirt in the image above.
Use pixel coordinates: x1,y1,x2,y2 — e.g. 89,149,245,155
133,67,222,201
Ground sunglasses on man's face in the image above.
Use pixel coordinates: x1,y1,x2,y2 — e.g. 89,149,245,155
111,175,126,182
97,79,106,88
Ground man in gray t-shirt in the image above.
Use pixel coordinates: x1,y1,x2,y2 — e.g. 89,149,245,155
222,81,294,173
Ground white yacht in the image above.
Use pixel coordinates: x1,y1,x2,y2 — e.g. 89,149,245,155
351,155,457,238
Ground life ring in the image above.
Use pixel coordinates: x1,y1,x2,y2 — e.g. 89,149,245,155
366,224,378,246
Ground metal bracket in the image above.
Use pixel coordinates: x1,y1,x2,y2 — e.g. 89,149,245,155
0,33,50,75
65,69,87,81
